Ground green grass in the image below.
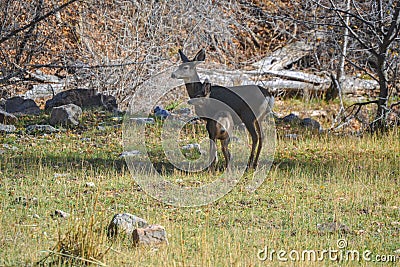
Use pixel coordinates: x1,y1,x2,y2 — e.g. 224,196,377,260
0,109,399,266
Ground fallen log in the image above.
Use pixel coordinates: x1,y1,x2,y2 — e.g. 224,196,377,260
254,79,330,93
251,41,313,71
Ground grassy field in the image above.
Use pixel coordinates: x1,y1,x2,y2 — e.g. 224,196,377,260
0,107,399,266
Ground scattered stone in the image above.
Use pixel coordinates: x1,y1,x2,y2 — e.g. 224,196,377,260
310,110,328,117
52,209,70,219
154,106,171,119
133,225,168,246
0,109,18,124
5,96,40,115
54,173,69,179
282,113,301,123
130,117,155,125
394,248,400,254
33,214,40,219
119,150,142,158
391,221,400,226
97,125,106,131
85,182,95,187
181,143,201,151
173,107,191,115
301,118,322,132
284,133,299,140
107,213,148,238
26,124,58,134
317,222,350,234
279,113,322,133
45,88,118,112
50,104,82,126
13,196,38,206
0,124,16,133
2,144,18,150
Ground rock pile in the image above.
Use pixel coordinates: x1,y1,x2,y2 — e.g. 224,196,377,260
107,213,168,246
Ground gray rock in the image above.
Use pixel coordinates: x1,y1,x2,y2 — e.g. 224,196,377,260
181,143,201,151
0,124,16,133
130,117,155,125
13,196,38,206
317,222,350,234
50,104,82,126
119,150,142,158
52,209,70,219
282,113,301,123
133,225,168,246
107,213,148,238
0,109,18,124
301,117,322,132
26,124,58,134
5,96,40,115
45,88,118,112
85,182,95,187
173,107,192,115
2,144,18,150
284,133,299,140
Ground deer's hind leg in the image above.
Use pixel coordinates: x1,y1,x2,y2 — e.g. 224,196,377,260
253,119,263,169
220,138,231,170
243,119,259,172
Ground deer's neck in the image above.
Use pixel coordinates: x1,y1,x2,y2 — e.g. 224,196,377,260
184,81,202,98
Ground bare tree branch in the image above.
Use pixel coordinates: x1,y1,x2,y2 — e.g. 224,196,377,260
0,0,78,44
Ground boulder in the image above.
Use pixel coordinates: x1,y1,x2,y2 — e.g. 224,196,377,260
282,113,301,123
50,104,82,126
133,225,168,246
0,109,18,124
107,213,148,238
301,118,322,132
26,124,58,134
5,96,40,115
45,88,118,112
0,124,16,133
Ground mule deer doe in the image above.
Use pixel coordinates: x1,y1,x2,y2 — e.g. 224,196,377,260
188,79,234,171
171,48,274,172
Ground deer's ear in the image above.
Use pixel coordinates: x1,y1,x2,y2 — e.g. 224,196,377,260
202,81,211,96
193,48,205,62
178,49,190,62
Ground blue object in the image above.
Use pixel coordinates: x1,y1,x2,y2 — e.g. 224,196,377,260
154,106,170,119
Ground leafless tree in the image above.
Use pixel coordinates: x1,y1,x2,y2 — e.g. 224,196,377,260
1,0,276,108
273,0,400,131
321,0,400,131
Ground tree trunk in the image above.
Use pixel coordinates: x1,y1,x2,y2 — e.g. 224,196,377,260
371,54,389,131
325,0,350,101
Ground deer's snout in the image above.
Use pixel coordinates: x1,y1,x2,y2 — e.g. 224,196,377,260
171,72,177,78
